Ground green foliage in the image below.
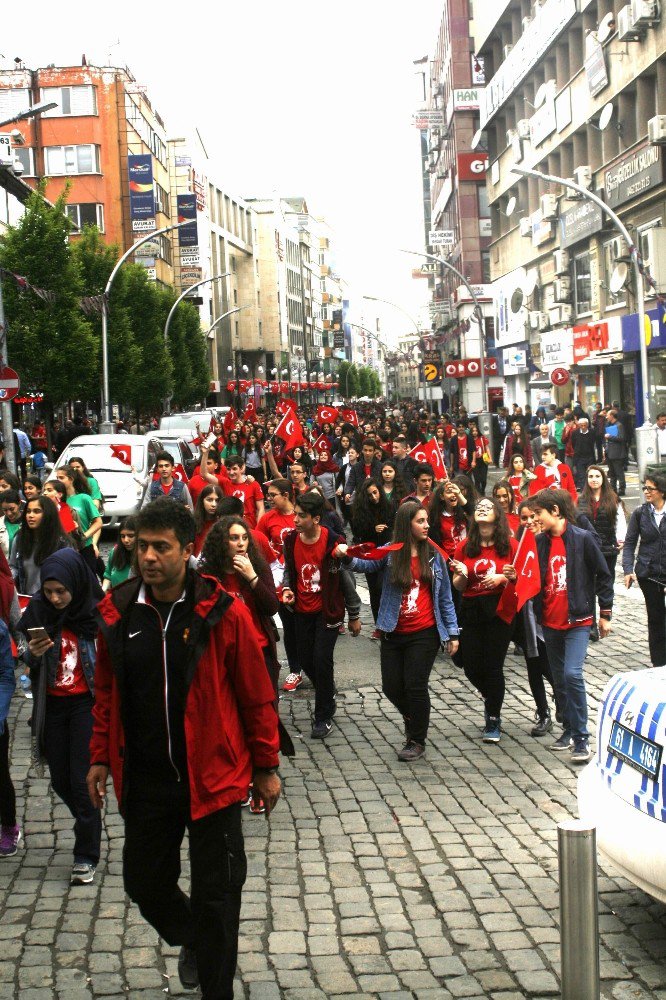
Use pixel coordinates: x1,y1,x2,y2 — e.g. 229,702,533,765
162,293,210,410
357,366,371,397
0,189,98,403
337,361,358,398
121,265,174,411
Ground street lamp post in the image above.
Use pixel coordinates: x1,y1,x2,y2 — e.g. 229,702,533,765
511,164,657,479
0,100,58,129
163,271,230,345
100,219,189,432
362,294,431,409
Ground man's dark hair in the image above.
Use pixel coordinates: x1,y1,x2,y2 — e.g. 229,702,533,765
135,497,195,547
555,408,564,417
541,443,558,456
657,413,666,421
289,461,305,473
206,449,221,468
413,463,434,480
361,437,377,449
155,450,174,466
295,491,325,520
217,496,244,517
1,489,21,506
225,456,244,470
393,435,407,447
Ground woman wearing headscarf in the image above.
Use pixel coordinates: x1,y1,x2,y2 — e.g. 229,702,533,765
18,550,103,885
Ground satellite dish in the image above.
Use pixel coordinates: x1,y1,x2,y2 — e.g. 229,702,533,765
609,262,629,294
471,128,483,150
598,103,614,131
506,196,517,216
510,287,524,314
522,268,539,296
598,11,616,42
534,82,548,109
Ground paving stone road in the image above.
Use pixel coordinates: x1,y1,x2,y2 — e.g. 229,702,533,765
2,518,666,998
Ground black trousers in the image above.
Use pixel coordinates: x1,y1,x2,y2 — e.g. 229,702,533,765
43,693,101,865
0,722,16,828
365,571,383,624
607,458,626,495
594,437,605,463
123,780,246,1000
294,611,339,722
472,461,488,495
380,626,440,744
525,638,555,718
458,604,513,718
277,604,299,673
638,577,666,666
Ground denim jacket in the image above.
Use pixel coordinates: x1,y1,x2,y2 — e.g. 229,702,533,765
350,548,459,643
0,620,15,737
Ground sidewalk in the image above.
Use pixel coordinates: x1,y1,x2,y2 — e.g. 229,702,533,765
1,584,665,999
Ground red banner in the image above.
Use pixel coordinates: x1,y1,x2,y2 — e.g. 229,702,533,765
110,444,132,466
496,528,541,624
317,405,339,424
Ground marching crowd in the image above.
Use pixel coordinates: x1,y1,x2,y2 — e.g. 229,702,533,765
0,395,664,1000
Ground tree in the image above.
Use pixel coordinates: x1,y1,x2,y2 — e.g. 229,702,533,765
163,293,210,410
358,366,371,398
0,188,98,404
337,361,359,398
121,265,174,417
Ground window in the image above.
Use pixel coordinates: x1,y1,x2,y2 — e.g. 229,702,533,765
45,144,100,175
41,86,97,117
233,288,238,305
573,250,592,315
482,251,491,283
478,184,490,218
65,203,105,231
638,219,662,298
12,147,35,176
602,236,628,308
0,88,31,119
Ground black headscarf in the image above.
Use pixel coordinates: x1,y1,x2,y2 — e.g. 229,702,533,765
18,549,103,640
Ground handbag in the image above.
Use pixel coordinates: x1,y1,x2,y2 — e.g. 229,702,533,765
482,452,491,464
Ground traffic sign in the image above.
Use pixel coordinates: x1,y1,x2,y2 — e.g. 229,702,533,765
0,366,20,400
550,367,570,386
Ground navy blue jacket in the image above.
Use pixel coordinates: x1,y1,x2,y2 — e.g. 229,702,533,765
534,524,613,623
622,503,666,581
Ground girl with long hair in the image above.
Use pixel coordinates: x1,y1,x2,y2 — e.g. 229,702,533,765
380,461,407,506
10,495,73,595
102,517,137,592
193,485,223,556
221,430,242,460
242,431,267,484
67,457,103,512
450,497,518,743
18,550,103,883
492,479,520,536
54,467,102,576
0,548,23,858
350,478,395,636
507,453,537,506
578,465,626,578
22,476,42,502
502,421,533,469
348,502,459,761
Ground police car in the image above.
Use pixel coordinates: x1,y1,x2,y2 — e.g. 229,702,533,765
577,667,666,903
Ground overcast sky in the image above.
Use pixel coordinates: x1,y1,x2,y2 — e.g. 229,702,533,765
3,1,444,340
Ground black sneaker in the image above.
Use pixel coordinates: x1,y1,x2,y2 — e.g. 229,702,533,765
551,733,574,751
178,945,199,990
70,863,95,885
531,712,553,737
571,739,592,764
589,624,600,643
397,740,425,761
311,719,333,739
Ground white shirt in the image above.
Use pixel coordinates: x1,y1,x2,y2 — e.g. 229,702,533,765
650,503,666,529
655,423,666,458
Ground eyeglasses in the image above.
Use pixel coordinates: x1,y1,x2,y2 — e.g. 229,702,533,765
266,492,281,498
643,485,658,493
475,503,494,512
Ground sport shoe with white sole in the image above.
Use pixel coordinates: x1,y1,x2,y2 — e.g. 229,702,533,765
282,672,303,692
551,733,574,752
0,825,21,858
70,863,96,885
571,739,592,764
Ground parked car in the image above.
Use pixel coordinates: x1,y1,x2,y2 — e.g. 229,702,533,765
577,665,666,903
158,408,229,442
157,435,199,478
47,434,163,529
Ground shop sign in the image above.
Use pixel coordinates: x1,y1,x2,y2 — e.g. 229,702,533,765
573,325,591,362
421,349,443,385
621,305,666,351
430,230,455,247
444,357,498,378
480,218,492,236
559,200,604,249
530,98,556,147
585,40,608,98
177,194,198,248
412,109,445,128
132,218,156,233
502,346,529,374
480,0,576,127
453,88,484,111
471,55,485,86
539,258,556,286
457,152,489,181
542,329,573,367
551,367,570,385
604,144,664,209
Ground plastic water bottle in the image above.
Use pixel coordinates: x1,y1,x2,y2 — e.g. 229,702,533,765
19,674,33,700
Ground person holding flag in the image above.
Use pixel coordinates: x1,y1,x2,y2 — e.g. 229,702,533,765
401,464,434,508
346,502,459,761
407,438,448,484
141,453,193,510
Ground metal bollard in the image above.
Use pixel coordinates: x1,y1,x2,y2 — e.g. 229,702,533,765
558,819,600,1000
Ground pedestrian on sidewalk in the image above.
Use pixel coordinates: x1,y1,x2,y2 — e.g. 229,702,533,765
0,547,23,859
348,501,459,761
350,478,395,637
531,489,614,763
18,549,103,884
9,495,74,595
622,473,666,668
604,410,627,496
450,497,518,743
88,500,281,998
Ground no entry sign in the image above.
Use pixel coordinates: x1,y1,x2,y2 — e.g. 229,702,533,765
0,367,20,400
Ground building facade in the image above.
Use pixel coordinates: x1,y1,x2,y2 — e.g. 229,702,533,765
477,0,666,421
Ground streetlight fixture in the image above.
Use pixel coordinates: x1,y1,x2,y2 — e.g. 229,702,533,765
511,164,657,478
100,218,189,431
0,100,58,129
163,271,230,345
362,294,431,406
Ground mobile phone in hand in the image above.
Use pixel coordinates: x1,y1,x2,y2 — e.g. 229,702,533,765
27,627,49,642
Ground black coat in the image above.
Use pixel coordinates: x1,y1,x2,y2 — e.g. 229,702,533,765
534,524,614,622
622,503,666,581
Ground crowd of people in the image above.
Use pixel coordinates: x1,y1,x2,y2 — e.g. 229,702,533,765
0,394,664,999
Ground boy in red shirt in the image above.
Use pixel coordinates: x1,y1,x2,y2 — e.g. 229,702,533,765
222,458,265,528
528,444,578,503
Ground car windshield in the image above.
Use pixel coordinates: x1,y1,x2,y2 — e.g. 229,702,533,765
60,443,147,473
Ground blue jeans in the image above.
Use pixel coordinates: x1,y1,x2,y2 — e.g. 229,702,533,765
542,625,591,741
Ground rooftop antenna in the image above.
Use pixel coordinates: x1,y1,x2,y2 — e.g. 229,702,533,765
106,39,120,66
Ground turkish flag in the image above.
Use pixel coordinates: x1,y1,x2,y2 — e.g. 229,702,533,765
222,408,237,437
226,380,236,392
408,438,448,481
346,542,403,560
341,409,358,426
243,400,258,423
276,398,297,416
496,528,541,624
274,410,305,453
153,463,189,483
110,443,132,466
317,405,339,424
312,433,330,455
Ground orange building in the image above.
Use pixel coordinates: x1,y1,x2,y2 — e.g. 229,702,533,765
0,63,175,285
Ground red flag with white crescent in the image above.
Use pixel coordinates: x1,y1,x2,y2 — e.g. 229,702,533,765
496,528,541,624
274,409,305,452
312,433,330,455
408,438,448,481
223,409,237,437
153,463,189,483
276,398,297,416
243,400,258,423
317,405,339,425
346,542,403,560
341,408,358,426
110,443,132,466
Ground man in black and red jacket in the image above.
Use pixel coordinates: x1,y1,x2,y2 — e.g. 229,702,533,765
281,490,360,739
87,499,280,1000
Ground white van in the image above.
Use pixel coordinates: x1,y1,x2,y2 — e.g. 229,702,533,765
158,408,229,442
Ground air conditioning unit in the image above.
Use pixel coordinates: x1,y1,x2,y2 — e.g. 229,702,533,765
554,248,570,275
529,310,541,330
538,311,550,331
574,165,592,189
554,277,571,302
541,194,558,218
549,304,573,326
154,197,164,214
609,234,631,262
517,119,531,139
565,177,584,200
648,115,666,144
503,44,513,60
520,216,532,237
618,4,642,38
506,128,518,146
631,0,659,29
533,0,545,11
522,15,533,31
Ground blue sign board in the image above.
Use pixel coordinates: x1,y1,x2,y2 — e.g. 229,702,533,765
128,154,155,219
176,193,198,247
621,305,666,352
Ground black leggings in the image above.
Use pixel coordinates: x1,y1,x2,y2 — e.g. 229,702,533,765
525,639,555,718
380,626,441,744
0,722,16,828
638,577,666,667
365,571,383,624
458,599,513,718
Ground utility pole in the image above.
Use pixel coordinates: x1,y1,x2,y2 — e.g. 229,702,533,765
0,274,17,475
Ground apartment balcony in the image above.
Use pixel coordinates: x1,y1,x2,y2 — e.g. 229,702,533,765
320,264,330,277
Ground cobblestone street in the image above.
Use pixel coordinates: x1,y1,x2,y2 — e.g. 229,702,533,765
1,580,665,999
